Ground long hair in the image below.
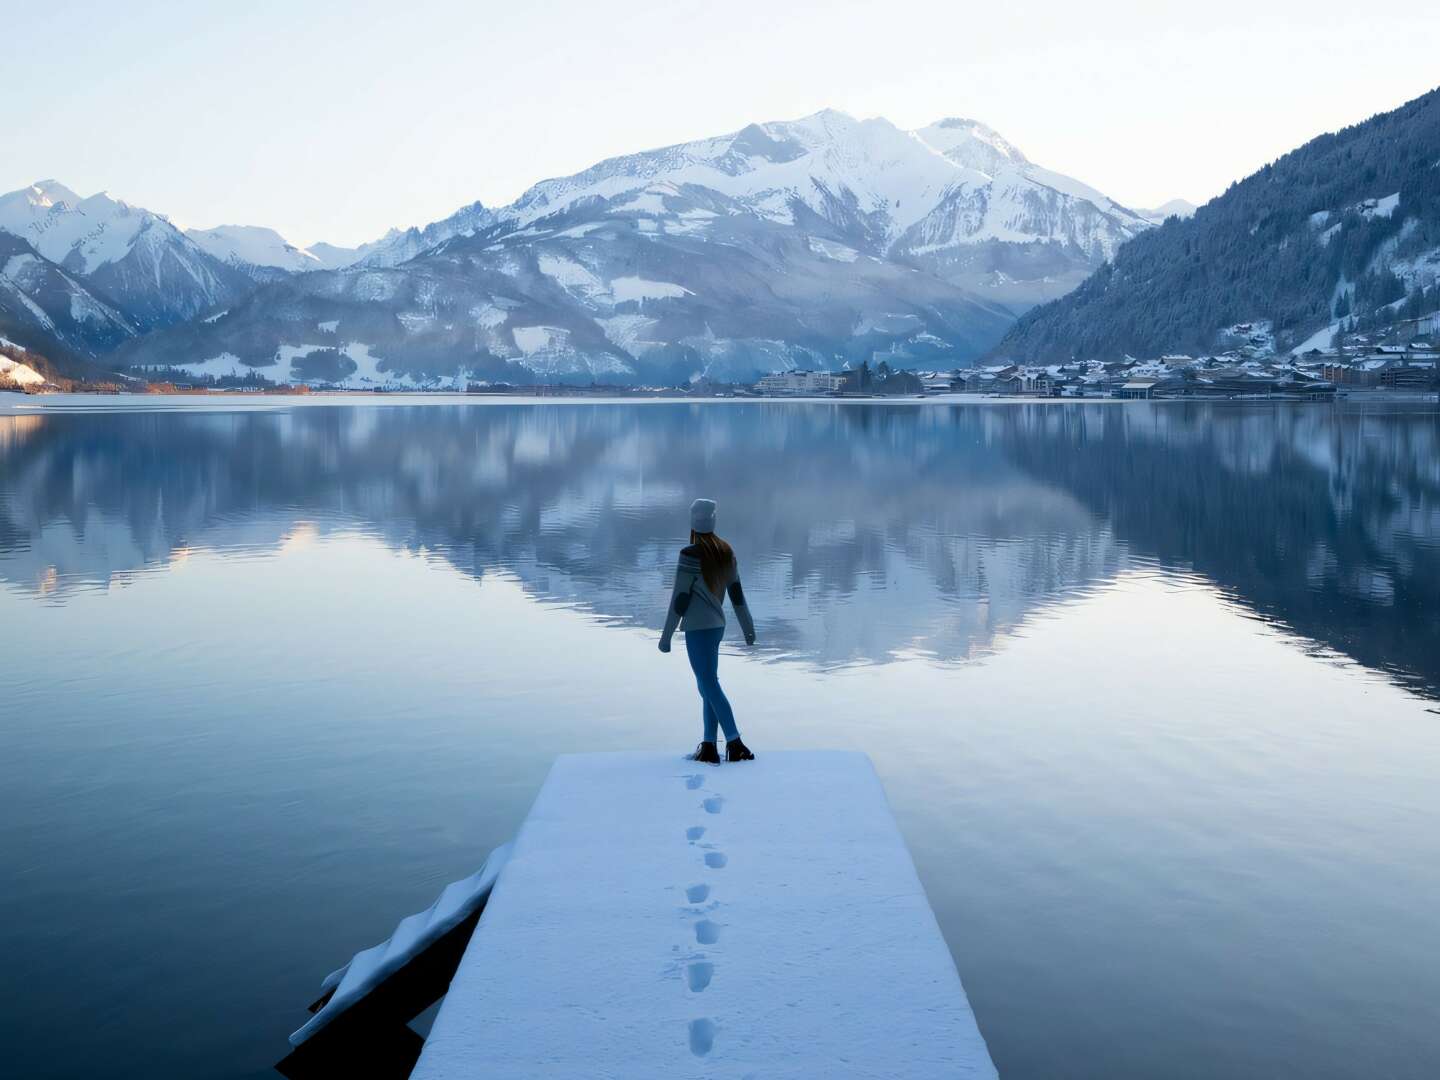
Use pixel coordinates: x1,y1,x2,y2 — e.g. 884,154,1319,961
690,530,735,597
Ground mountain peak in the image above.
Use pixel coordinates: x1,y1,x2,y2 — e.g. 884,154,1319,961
913,118,1028,168
185,223,324,274
798,107,856,123
1138,198,1198,222
25,179,82,206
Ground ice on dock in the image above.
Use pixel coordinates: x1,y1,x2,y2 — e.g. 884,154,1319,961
413,751,997,1079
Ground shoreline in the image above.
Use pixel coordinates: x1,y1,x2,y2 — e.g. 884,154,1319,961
4,388,1439,414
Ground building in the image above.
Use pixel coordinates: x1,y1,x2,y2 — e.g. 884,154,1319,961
987,368,1059,396
918,371,961,394
1378,361,1438,390
754,370,847,395
1116,378,1162,399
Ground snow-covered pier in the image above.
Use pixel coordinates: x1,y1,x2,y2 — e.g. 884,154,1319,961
412,751,997,1079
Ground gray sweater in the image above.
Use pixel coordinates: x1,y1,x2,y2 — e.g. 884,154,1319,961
660,546,757,648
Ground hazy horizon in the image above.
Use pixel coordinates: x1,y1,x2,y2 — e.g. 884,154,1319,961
6,0,1440,247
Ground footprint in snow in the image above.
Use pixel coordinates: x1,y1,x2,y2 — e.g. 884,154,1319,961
685,883,711,904
702,796,724,814
704,851,727,869
694,919,721,945
689,1018,717,1056
686,826,706,842
686,960,714,992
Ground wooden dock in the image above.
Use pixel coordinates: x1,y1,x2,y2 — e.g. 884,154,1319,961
410,751,997,1079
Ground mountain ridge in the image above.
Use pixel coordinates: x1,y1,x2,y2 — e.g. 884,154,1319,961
0,180,255,352
99,108,1151,386
992,87,1440,363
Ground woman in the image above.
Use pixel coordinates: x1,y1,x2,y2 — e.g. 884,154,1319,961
659,498,757,764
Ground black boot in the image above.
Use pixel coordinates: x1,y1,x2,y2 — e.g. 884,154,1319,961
725,738,755,762
690,741,720,765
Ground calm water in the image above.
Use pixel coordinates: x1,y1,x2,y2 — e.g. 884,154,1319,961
2,396,1438,1079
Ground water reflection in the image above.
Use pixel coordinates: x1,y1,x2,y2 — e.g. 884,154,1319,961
1,401,1437,689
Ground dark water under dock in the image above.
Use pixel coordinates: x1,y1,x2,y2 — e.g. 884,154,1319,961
2,397,1438,1079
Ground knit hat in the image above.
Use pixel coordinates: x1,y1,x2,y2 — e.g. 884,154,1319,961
690,498,717,534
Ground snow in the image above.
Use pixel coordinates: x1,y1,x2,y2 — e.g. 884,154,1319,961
538,251,607,298
164,342,425,388
168,352,262,380
598,314,662,353
1023,164,1128,218
290,844,511,1046
665,209,719,237
397,312,437,332
0,354,45,387
202,310,228,323
275,343,330,370
317,319,338,333
1292,320,1343,354
535,258,692,307
351,271,403,302
913,117,1026,171
413,752,996,1079
485,109,1143,261
807,236,861,262
506,326,634,376
1388,245,1440,293
307,241,370,269
1138,199,1198,222
470,302,509,329
1,256,57,328
2,253,37,276
614,190,672,215
512,325,566,355
554,222,606,239
0,180,168,274
337,342,388,385
186,224,324,272
611,276,692,303
1362,193,1401,219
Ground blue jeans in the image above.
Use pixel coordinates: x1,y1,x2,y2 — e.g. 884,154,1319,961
685,627,740,743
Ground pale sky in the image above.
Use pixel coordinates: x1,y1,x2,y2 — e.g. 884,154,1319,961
5,0,1438,247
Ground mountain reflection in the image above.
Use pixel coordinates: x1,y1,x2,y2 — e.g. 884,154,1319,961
1,401,1436,687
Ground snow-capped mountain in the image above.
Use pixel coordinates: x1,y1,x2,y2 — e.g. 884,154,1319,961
896,116,1152,304
185,224,326,280
117,109,1150,385
0,180,254,344
0,231,134,358
440,110,1149,301
185,224,389,276
1137,199,1198,223
354,202,495,268
306,241,376,270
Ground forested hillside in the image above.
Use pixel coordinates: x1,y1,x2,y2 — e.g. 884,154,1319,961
993,87,1440,362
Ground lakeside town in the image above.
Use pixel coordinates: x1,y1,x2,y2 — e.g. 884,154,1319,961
753,340,1440,400
4,330,1439,401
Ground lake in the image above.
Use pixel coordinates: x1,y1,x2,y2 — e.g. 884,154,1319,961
2,395,1438,1079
